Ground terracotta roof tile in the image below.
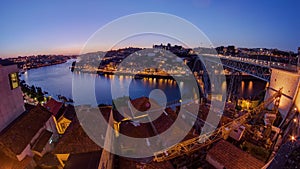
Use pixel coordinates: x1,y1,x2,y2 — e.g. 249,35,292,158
207,140,265,169
0,105,52,155
0,151,33,169
44,98,64,117
64,151,102,169
53,117,101,154
117,156,174,169
32,130,53,153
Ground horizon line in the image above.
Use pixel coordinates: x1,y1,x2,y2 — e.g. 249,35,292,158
1,44,299,59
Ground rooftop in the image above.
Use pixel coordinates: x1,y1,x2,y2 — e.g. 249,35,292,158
0,105,52,155
44,98,64,118
0,151,33,169
62,105,76,121
63,151,102,169
53,116,101,154
32,130,53,153
207,140,265,169
37,152,61,168
117,156,174,169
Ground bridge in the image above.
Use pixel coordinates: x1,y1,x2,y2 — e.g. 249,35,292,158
192,54,299,82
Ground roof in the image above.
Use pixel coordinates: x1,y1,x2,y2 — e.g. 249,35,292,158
24,103,36,111
118,97,169,138
0,105,52,155
62,105,76,120
130,97,151,112
116,98,200,158
37,153,60,167
63,151,102,169
117,156,174,169
32,130,53,153
44,98,64,118
114,97,163,120
119,120,155,138
207,140,265,169
53,116,101,154
0,151,33,169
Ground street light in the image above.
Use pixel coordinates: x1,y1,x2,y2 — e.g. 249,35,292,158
291,135,296,141
293,118,297,123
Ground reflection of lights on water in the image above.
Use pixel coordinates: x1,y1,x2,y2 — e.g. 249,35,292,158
294,118,297,123
109,75,115,79
158,79,163,85
149,78,153,84
241,81,245,93
248,81,253,93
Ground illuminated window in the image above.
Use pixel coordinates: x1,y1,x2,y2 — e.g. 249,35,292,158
9,72,19,89
60,123,66,131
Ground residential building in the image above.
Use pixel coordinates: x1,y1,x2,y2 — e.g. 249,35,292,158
0,105,57,161
206,140,265,169
44,98,74,134
0,60,25,132
53,116,102,167
0,59,58,168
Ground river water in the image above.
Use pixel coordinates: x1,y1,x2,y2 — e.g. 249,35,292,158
21,59,183,106
21,59,266,106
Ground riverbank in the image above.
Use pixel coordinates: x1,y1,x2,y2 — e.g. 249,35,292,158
21,60,68,71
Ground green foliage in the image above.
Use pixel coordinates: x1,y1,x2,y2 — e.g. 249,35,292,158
20,81,47,103
241,141,270,162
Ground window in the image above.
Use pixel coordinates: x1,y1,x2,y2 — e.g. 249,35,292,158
60,123,66,131
9,72,19,89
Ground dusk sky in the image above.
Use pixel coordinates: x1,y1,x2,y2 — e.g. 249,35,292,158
0,0,299,58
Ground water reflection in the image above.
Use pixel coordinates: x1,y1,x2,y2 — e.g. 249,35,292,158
238,80,266,98
248,81,253,95
20,59,267,106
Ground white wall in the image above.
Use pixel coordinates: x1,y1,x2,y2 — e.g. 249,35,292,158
265,68,300,118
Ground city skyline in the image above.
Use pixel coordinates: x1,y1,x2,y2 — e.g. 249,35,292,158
1,0,300,58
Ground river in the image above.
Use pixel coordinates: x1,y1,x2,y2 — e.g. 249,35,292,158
21,59,183,106
21,59,267,106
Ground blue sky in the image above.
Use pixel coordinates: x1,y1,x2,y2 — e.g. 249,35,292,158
0,0,299,57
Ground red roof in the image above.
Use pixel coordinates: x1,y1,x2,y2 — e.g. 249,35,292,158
0,105,52,156
207,140,265,169
44,98,63,116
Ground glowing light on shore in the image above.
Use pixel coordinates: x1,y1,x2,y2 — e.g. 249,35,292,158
291,135,296,141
